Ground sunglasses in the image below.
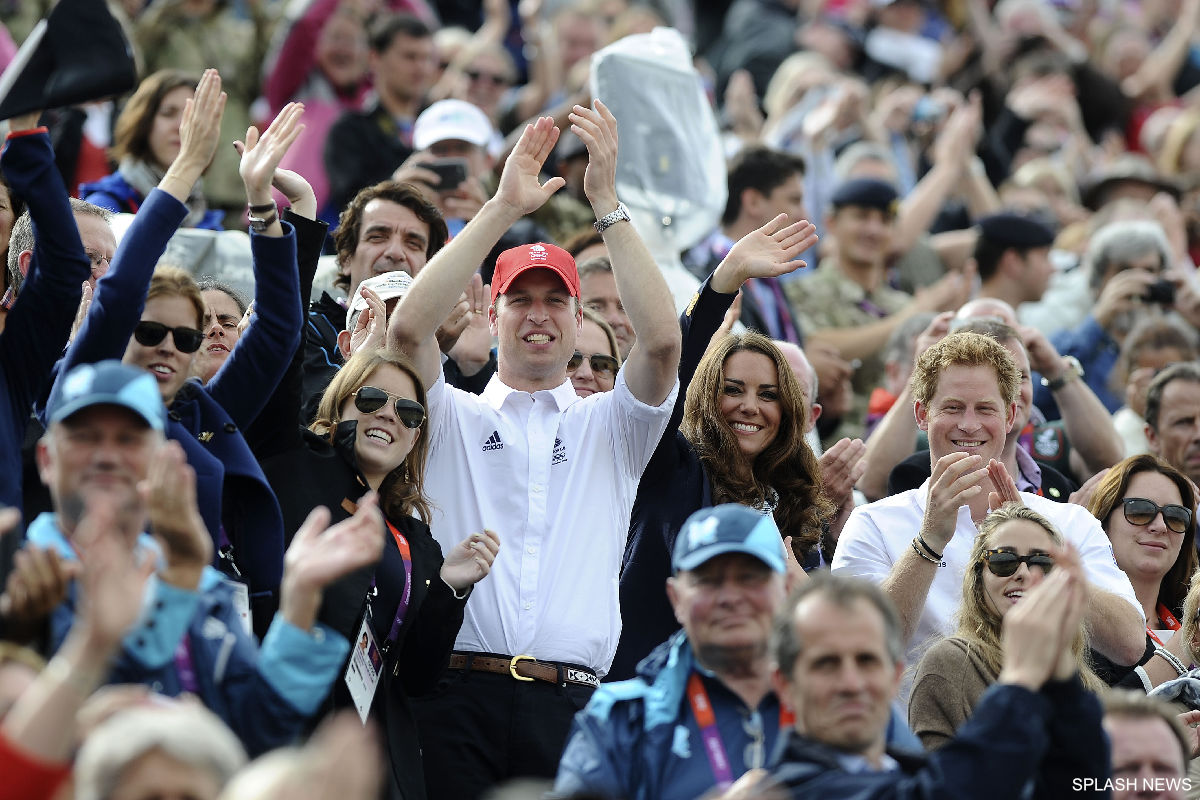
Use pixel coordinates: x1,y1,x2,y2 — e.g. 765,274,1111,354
567,351,619,378
981,549,1055,578
352,386,425,429
133,320,205,353
1122,497,1193,534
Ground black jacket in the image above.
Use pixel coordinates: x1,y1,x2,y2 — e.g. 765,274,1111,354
767,678,1110,799
261,422,466,800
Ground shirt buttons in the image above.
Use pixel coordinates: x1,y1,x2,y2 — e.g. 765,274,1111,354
531,485,543,494
524,602,533,610
526,546,535,555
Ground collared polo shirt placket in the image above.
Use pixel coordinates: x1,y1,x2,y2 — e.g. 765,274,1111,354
424,369,677,675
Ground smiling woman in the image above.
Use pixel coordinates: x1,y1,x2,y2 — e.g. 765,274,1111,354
258,347,498,800
908,502,1104,750
193,280,248,384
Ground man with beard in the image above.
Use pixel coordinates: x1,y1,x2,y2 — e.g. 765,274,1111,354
1036,219,1173,418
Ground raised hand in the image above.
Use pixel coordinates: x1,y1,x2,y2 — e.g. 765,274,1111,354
447,274,495,375
781,535,811,594
237,102,306,203
72,494,157,650
1049,541,1089,681
998,565,1076,689
819,437,867,511
0,544,79,640
921,452,988,552
173,69,226,179
986,458,1022,511
440,529,501,592
280,494,386,631
349,285,388,355
711,214,819,293
141,440,212,589
235,136,318,220
568,100,620,214
493,116,566,217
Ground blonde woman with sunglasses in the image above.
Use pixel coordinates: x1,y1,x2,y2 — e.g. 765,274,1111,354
909,502,1105,750
260,346,499,800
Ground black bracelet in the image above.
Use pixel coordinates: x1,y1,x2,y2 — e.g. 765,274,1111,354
248,201,277,214
916,534,944,561
911,539,940,565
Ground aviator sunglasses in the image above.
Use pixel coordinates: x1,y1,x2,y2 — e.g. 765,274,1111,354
567,351,619,378
133,320,205,353
981,549,1055,578
1122,497,1193,534
352,386,425,429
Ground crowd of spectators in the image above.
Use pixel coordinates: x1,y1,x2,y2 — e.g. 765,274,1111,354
8,0,1200,798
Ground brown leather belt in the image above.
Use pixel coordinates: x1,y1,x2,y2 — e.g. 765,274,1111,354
448,652,600,688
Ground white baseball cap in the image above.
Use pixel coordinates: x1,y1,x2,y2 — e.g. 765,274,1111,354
413,99,494,151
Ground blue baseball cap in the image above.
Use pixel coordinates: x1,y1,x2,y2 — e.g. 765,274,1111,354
47,360,166,431
672,504,787,574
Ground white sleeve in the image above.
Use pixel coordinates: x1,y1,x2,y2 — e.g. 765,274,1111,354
830,505,894,585
1054,501,1145,621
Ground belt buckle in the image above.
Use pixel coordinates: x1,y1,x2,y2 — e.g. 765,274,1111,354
509,653,535,681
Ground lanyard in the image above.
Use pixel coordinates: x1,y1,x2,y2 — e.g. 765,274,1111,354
174,636,199,694
686,672,794,788
380,520,414,647
1148,603,1182,646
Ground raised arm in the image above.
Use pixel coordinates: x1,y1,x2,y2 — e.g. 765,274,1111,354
569,100,680,405
206,104,306,426
388,116,565,388
56,70,226,376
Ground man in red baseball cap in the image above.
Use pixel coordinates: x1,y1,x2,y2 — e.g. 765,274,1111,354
388,101,681,797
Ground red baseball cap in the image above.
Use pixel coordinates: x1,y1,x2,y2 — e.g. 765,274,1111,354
490,243,580,304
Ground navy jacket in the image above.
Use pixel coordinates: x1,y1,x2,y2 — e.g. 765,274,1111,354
556,630,790,800
768,677,1110,799
46,188,299,610
611,276,733,681
30,512,348,757
0,130,90,512
80,169,223,230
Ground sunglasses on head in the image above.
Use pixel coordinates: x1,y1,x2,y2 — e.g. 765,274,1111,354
567,351,619,378
352,386,425,428
981,548,1055,578
1122,497,1193,534
133,320,205,353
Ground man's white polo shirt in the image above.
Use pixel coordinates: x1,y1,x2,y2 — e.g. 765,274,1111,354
424,368,677,676
831,482,1142,671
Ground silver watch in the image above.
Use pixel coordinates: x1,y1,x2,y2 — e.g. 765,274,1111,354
594,202,631,234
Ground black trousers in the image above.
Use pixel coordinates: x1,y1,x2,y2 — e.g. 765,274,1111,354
412,665,596,799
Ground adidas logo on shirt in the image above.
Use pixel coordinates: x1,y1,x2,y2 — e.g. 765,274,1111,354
482,430,504,452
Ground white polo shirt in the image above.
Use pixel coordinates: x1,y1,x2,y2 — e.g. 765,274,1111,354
424,368,677,675
831,482,1143,672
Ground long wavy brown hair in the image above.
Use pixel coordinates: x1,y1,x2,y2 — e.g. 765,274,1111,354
311,348,432,523
1088,454,1198,619
957,502,1104,691
681,331,831,556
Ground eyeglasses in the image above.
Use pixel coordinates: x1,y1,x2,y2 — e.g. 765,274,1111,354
352,386,425,428
465,69,510,86
1122,497,1193,534
567,351,619,378
133,320,204,353
981,549,1055,578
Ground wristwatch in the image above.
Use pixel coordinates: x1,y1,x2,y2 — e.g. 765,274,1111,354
594,202,631,234
246,201,278,232
1041,355,1084,391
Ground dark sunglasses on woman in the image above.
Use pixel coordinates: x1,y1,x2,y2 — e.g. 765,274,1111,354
981,549,1055,578
1122,497,1193,534
567,351,619,378
353,386,425,428
133,320,205,353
